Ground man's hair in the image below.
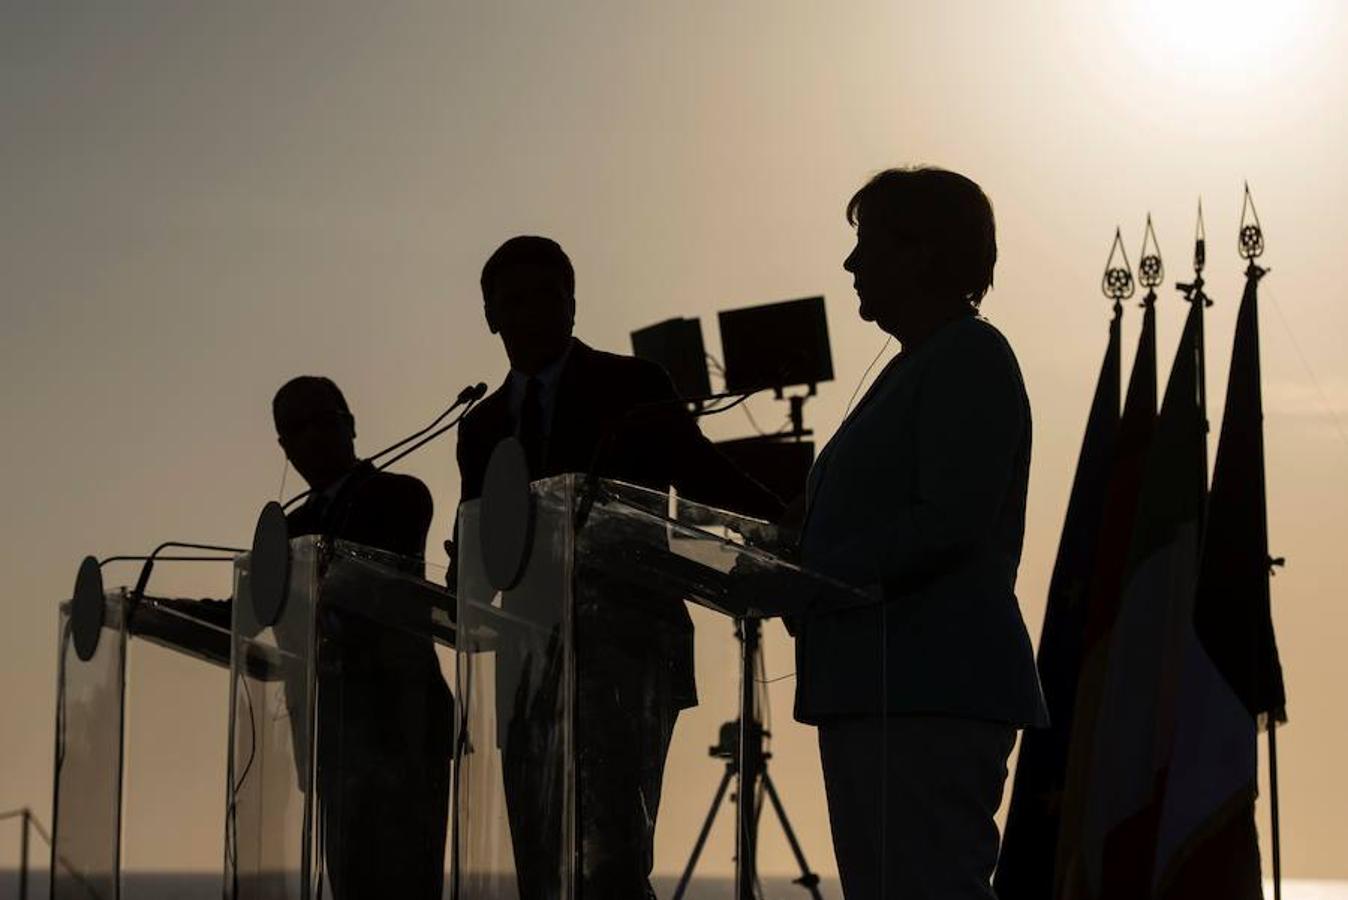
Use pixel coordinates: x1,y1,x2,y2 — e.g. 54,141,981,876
846,167,998,307
272,375,350,429
480,235,576,303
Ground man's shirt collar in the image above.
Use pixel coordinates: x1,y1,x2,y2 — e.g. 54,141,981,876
506,337,574,423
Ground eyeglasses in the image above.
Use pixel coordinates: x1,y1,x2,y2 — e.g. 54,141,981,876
276,408,351,436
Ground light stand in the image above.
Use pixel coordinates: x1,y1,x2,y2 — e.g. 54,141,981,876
776,383,816,440
673,618,822,900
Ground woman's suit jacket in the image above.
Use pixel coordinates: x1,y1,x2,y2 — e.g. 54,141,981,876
795,314,1049,727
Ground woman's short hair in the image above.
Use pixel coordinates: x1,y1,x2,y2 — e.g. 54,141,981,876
480,235,576,303
846,167,997,307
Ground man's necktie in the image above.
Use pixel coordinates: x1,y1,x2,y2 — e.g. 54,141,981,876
519,376,546,477
308,492,332,532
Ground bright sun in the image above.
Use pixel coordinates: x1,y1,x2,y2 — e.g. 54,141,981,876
1111,0,1323,82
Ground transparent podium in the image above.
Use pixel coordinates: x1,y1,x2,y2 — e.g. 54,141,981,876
52,577,236,899
226,537,457,900
455,475,867,900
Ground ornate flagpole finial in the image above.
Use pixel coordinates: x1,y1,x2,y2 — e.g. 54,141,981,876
1102,226,1136,313
1240,182,1265,261
1177,202,1212,307
1138,214,1164,301
1194,198,1206,274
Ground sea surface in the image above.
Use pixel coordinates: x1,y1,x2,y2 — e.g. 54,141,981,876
1,871,842,899
5,872,1345,898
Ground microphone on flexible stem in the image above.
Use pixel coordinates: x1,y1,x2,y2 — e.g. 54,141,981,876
368,382,488,466
124,540,248,624
374,383,486,472
281,382,488,510
70,543,245,661
99,554,238,567
573,388,764,531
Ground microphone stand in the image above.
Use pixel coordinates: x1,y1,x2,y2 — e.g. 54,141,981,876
374,397,481,472
123,541,247,626
282,384,487,511
368,382,488,468
573,389,761,531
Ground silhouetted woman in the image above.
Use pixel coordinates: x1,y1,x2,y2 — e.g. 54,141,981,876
793,168,1048,899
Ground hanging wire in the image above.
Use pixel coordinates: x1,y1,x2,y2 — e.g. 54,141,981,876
699,394,753,416
276,458,290,503
1264,286,1348,456
842,336,895,421
757,634,772,741
705,354,790,436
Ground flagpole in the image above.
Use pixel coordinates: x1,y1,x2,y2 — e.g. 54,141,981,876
1268,720,1282,900
1239,182,1282,900
1175,204,1211,487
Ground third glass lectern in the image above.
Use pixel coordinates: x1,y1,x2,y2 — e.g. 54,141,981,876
454,475,866,900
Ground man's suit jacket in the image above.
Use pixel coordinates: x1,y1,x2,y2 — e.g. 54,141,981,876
287,461,445,676
457,339,784,708
795,315,1049,727
286,462,451,897
457,339,782,517
287,460,433,562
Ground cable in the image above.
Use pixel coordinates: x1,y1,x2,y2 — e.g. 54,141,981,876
842,336,894,421
757,634,772,749
226,670,258,895
277,458,290,504
52,621,70,823
706,353,790,436
699,394,754,416
47,625,109,900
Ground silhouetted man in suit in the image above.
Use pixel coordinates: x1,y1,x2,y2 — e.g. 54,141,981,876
274,376,452,900
454,236,782,899
793,170,1048,899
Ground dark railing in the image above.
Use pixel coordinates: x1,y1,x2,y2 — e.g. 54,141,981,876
0,807,40,899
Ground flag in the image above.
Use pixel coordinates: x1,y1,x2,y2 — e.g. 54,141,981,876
1054,297,1158,897
996,307,1122,900
1153,262,1287,899
1077,294,1209,899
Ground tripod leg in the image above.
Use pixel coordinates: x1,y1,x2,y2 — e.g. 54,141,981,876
673,767,735,900
762,772,823,900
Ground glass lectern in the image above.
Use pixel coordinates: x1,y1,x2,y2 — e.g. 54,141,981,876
51,585,235,899
455,475,866,900
225,538,457,900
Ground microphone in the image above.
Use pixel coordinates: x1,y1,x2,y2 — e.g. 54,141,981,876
121,541,247,625
67,543,245,661
573,388,766,530
367,382,488,466
282,382,488,510
374,382,486,472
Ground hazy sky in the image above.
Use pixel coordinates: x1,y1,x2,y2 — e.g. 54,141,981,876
3,0,1346,879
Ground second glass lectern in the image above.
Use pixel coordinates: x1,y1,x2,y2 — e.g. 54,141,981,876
226,537,457,900
455,474,866,900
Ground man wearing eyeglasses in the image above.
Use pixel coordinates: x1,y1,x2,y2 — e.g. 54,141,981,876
274,375,452,900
